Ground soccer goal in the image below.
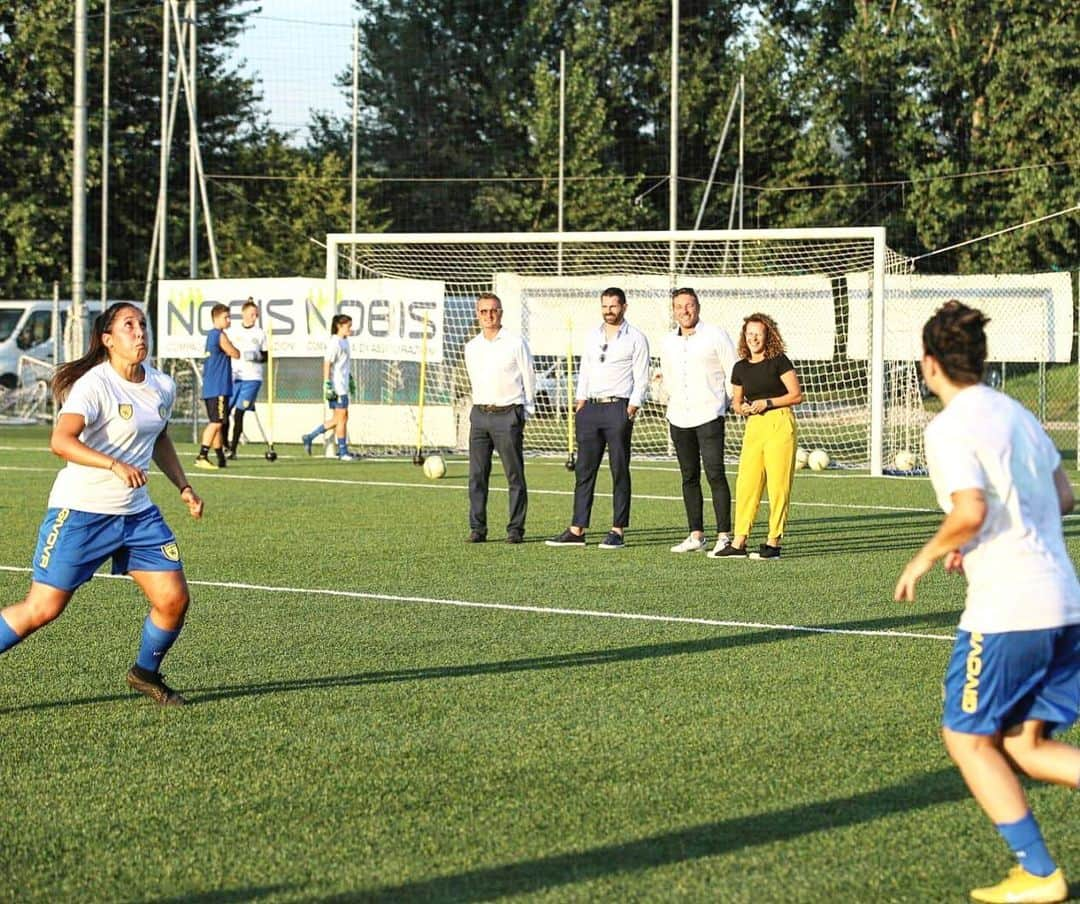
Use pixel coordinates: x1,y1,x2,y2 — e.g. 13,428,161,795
325,229,916,474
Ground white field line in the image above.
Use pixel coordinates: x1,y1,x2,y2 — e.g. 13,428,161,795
0,564,954,642
0,464,939,513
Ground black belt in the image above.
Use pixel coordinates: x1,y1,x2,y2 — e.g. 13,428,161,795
587,396,627,405
475,404,516,413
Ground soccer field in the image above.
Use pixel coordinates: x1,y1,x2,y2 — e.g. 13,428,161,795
1,427,1078,902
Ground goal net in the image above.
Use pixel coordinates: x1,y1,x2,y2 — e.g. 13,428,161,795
325,229,916,473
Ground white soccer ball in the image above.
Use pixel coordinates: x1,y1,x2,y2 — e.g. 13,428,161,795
423,454,447,479
794,447,809,470
894,449,916,471
808,449,830,471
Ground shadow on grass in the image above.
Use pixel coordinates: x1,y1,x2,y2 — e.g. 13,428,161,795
0,610,956,713
628,509,943,557
325,767,967,902
141,884,297,903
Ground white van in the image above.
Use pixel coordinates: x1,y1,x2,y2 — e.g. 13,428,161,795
0,300,143,388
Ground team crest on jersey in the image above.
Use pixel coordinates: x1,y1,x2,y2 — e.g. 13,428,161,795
158,404,167,419
161,542,180,562
118,404,134,420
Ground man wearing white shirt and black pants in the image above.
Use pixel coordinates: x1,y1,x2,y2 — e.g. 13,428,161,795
547,287,651,550
464,292,536,544
662,287,739,555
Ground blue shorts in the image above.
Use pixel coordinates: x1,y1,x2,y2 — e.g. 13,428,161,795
942,626,1080,736
31,506,183,592
230,379,262,411
328,394,349,410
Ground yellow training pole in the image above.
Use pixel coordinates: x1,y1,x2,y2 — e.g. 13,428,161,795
413,310,429,465
265,306,277,460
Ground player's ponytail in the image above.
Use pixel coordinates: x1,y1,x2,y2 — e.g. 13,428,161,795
922,300,989,386
52,303,139,403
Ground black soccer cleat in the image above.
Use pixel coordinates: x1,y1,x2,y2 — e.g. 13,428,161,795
126,665,187,706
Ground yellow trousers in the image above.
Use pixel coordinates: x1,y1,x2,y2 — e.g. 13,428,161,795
733,407,796,541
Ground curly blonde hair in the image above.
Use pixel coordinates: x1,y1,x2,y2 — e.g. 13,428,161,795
736,312,787,360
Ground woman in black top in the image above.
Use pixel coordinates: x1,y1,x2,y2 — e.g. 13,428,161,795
711,313,802,560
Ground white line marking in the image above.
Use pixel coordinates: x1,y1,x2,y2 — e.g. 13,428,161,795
0,564,954,642
0,465,939,512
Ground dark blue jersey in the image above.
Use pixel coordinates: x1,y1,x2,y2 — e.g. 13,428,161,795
202,327,233,398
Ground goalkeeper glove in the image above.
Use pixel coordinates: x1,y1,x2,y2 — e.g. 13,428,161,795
324,380,336,401
349,376,357,396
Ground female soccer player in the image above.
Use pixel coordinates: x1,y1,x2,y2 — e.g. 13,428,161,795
301,313,355,461
0,303,204,706
895,300,1080,904
712,312,802,560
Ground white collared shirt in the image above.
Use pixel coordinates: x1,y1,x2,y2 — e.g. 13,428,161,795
464,328,536,417
660,320,738,428
574,320,651,407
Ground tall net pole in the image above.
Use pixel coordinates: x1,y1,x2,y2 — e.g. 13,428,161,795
71,0,88,358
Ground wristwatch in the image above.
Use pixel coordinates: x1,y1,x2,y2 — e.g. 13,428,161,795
765,398,774,410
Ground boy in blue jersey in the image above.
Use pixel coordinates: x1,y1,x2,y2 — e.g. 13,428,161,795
895,301,1080,904
195,303,240,470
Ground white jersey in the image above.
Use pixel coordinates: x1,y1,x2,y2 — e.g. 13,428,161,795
227,322,267,381
48,361,176,515
325,335,351,395
925,383,1080,632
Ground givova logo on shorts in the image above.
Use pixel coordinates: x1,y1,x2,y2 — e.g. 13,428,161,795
962,632,983,713
38,508,70,569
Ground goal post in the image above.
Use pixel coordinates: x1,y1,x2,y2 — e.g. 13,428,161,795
324,228,914,474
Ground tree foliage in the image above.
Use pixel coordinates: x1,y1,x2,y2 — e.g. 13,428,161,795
0,0,1076,297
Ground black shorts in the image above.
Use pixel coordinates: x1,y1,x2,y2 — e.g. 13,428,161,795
204,395,229,423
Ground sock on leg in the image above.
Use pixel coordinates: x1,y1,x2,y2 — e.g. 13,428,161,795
135,616,181,673
996,811,1056,878
0,614,21,654
198,445,209,458
307,425,327,441
337,437,347,455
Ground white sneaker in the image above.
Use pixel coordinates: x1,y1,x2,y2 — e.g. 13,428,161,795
338,453,357,461
671,534,707,553
707,536,732,557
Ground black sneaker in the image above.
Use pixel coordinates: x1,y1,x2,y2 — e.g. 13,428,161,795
598,530,626,550
506,530,524,544
749,543,781,560
126,665,186,706
710,543,749,559
546,528,586,547
216,456,228,469
467,530,487,543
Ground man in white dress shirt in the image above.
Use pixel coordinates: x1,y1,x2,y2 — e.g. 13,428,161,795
661,287,738,555
546,287,651,550
463,293,536,544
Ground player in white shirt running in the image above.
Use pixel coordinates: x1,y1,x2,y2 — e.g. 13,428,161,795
895,300,1080,904
0,303,204,706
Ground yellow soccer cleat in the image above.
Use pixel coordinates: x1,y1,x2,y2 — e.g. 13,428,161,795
970,865,1068,903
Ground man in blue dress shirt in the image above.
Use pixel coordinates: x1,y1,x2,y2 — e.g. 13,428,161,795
547,287,650,550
